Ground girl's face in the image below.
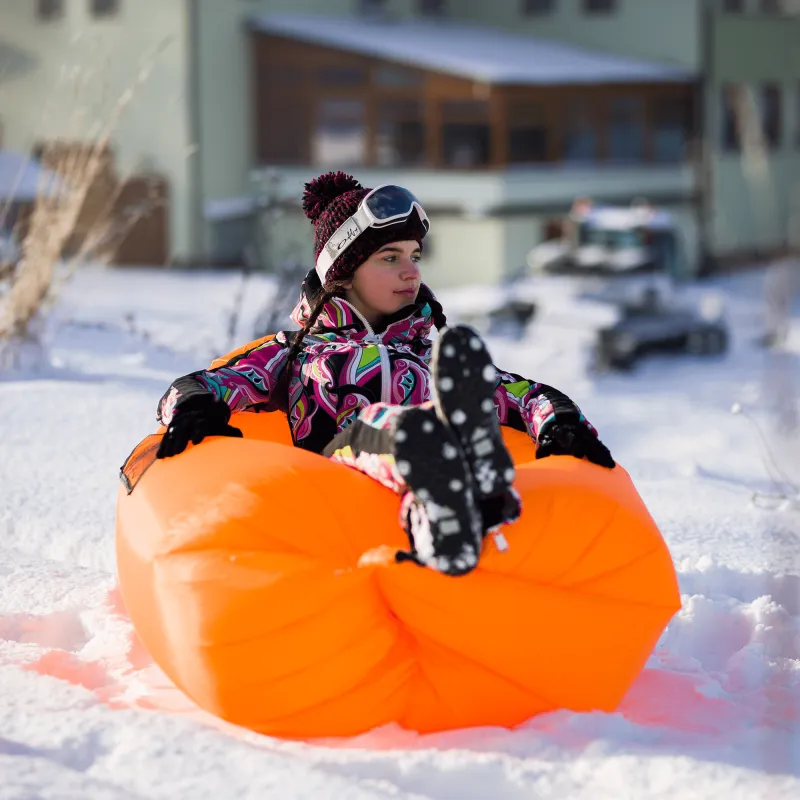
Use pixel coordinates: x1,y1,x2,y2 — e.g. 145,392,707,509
341,239,422,327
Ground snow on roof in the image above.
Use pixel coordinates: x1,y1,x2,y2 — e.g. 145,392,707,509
0,149,63,203
247,13,694,85
579,205,676,230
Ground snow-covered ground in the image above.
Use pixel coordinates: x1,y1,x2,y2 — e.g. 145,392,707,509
0,265,798,799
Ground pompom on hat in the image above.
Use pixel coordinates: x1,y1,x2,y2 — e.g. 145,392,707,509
302,171,428,287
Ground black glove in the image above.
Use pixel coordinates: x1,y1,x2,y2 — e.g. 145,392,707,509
156,393,242,459
536,421,615,469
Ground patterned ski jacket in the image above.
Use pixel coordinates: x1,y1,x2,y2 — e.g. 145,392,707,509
158,283,596,454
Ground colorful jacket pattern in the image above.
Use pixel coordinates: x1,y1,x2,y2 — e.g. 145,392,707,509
157,284,596,454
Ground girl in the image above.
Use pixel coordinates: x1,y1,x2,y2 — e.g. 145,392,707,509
155,171,614,576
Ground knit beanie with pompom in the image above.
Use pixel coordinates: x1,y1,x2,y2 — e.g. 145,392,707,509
302,171,428,287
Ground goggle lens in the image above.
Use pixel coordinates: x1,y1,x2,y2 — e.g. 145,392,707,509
364,185,429,230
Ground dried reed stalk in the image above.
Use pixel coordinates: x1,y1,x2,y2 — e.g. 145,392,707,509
0,39,170,349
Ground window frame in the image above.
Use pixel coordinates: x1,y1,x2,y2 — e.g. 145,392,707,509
651,94,691,163
440,99,492,168
358,0,389,16
89,0,120,19
721,0,745,12
418,0,448,16
759,0,782,14
251,32,695,170
581,0,617,15
312,98,369,168
506,99,550,163
607,95,647,163
36,0,64,21
796,81,800,149
376,99,427,167
760,82,783,149
520,0,556,16
720,83,744,153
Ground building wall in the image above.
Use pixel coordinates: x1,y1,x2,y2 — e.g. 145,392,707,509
422,215,506,289
708,11,800,257
0,0,193,261
454,0,800,264
193,0,354,257
453,0,700,70
257,164,697,285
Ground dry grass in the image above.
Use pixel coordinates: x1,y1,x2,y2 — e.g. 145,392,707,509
0,40,170,364
0,140,110,341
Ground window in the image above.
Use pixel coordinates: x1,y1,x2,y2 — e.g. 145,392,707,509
608,97,645,162
653,96,690,162
359,0,388,16
507,101,548,163
761,83,782,148
521,0,556,15
374,65,423,88
796,82,800,147
376,100,426,167
721,84,744,152
441,101,491,167
582,0,616,13
563,98,596,162
260,103,307,164
419,0,447,16
37,0,64,20
313,99,366,167
256,62,309,164
317,65,367,86
90,0,120,17
722,0,744,11
268,65,305,87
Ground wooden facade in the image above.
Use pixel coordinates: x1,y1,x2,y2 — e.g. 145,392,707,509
251,33,696,171
31,141,169,265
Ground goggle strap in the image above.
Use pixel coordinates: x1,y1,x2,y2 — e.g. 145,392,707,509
314,190,430,284
315,206,371,284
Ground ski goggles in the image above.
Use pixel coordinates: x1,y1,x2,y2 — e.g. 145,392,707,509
315,184,430,283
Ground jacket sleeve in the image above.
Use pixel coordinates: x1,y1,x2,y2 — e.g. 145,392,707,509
157,335,290,426
492,367,598,445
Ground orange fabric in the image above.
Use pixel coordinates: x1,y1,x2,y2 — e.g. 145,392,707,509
209,334,277,370
116,411,680,738
119,433,164,494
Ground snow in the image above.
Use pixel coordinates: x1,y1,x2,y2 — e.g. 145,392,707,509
1,264,799,798
0,149,63,203
203,196,257,223
248,14,693,86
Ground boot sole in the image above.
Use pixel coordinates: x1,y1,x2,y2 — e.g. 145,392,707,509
393,407,483,575
432,325,516,499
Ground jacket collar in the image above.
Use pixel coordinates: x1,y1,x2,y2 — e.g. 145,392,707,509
290,270,439,342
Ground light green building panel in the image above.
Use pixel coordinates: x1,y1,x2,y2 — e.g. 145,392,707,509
421,215,507,290
0,0,193,260
453,0,700,69
193,0,355,255
713,15,800,81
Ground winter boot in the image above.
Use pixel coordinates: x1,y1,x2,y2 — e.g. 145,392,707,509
392,406,484,576
431,325,521,532
323,402,485,576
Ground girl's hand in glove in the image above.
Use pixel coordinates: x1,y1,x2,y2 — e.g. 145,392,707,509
156,394,242,459
536,422,615,469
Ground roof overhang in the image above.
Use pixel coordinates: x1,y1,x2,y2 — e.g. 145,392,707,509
247,13,696,86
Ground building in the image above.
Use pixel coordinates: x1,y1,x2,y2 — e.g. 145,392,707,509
242,13,696,287
0,0,797,285
454,0,800,270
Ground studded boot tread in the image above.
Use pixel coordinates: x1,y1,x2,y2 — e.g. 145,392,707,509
432,325,518,506
393,407,484,577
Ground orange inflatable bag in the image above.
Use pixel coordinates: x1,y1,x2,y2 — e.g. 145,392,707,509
117,398,680,739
